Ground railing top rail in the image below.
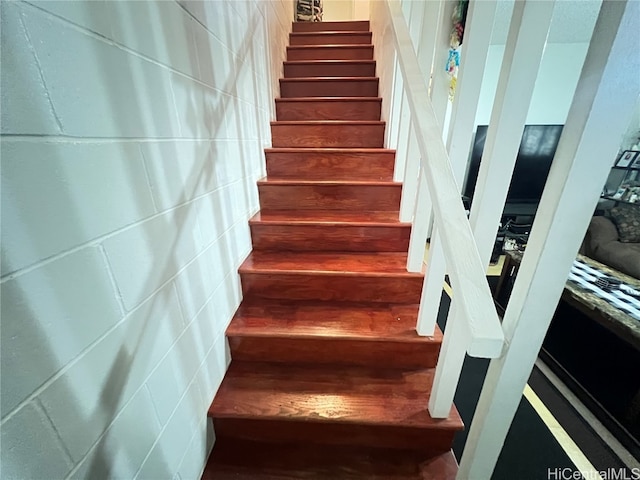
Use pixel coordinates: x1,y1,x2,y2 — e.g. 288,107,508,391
386,0,504,358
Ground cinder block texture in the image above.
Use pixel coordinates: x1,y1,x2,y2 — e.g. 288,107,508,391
0,0,291,478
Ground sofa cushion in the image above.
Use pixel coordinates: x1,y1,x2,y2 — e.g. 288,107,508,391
610,204,640,243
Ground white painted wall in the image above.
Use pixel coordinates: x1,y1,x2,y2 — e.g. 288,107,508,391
476,43,590,126
0,1,291,479
323,0,354,21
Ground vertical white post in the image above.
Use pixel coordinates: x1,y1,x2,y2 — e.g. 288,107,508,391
393,86,411,181
417,0,442,93
459,2,640,477
428,303,471,418
430,0,456,131
446,0,497,185
407,0,425,47
385,54,402,149
468,0,555,269
407,168,431,272
399,124,421,222
420,1,498,336
416,226,447,335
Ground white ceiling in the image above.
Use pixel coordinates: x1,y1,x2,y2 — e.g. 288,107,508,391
490,0,603,45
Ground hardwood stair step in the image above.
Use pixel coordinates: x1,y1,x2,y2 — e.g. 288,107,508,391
271,121,385,148
227,300,441,368
276,97,382,121
280,77,379,98
202,438,458,479
209,362,463,450
257,179,401,211
284,60,376,78
265,148,395,180
290,31,372,45
239,251,423,303
292,20,370,32
250,210,410,252
287,45,374,61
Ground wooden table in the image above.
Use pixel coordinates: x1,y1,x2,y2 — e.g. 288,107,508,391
496,250,640,351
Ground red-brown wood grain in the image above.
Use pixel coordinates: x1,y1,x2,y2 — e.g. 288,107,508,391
271,121,385,148
257,179,401,211
209,362,462,450
227,300,441,368
250,210,410,252
289,31,372,45
265,148,395,180
202,19,461,479
284,60,376,78
287,45,374,61
203,439,459,480
279,78,379,98
292,20,370,32
276,98,382,121
239,251,423,303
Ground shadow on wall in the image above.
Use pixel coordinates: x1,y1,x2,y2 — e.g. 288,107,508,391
1,1,276,478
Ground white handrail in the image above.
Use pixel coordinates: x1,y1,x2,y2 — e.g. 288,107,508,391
385,0,504,358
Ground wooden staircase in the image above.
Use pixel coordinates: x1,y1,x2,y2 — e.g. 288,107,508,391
202,20,463,479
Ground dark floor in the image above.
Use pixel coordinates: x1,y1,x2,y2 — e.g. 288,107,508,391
435,292,631,480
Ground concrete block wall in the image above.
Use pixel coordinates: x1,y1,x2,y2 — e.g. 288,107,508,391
0,1,292,478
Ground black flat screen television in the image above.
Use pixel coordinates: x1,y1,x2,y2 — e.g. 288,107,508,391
464,124,564,215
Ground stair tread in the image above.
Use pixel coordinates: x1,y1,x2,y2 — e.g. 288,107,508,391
203,439,458,479
271,120,384,125
209,362,462,429
285,59,376,64
280,77,378,82
265,147,395,153
288,44,374,49
250,210,408,225
239,251,421,276
291,31,372,36
276,96,382,102
228,300,441,343
258,178,399,187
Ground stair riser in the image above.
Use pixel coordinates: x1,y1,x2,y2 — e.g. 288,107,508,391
288,46,373,61
265,151,395,180
280,80,378,98
258,184,400,211
250,224,410,252
284,62,376,77
292,21,370,32
271,124,385,148
290,32,372,45
214,418,455,452
276,100,381,121
240,273,422,303
229,337,439,369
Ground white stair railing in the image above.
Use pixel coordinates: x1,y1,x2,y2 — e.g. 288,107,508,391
373,1,639,478
372,0,505,420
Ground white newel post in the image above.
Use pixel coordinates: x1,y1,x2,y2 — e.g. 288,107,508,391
458,1,640,478
468,0,555,269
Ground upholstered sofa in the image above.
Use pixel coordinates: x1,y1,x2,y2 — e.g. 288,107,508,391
581,212,640,279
